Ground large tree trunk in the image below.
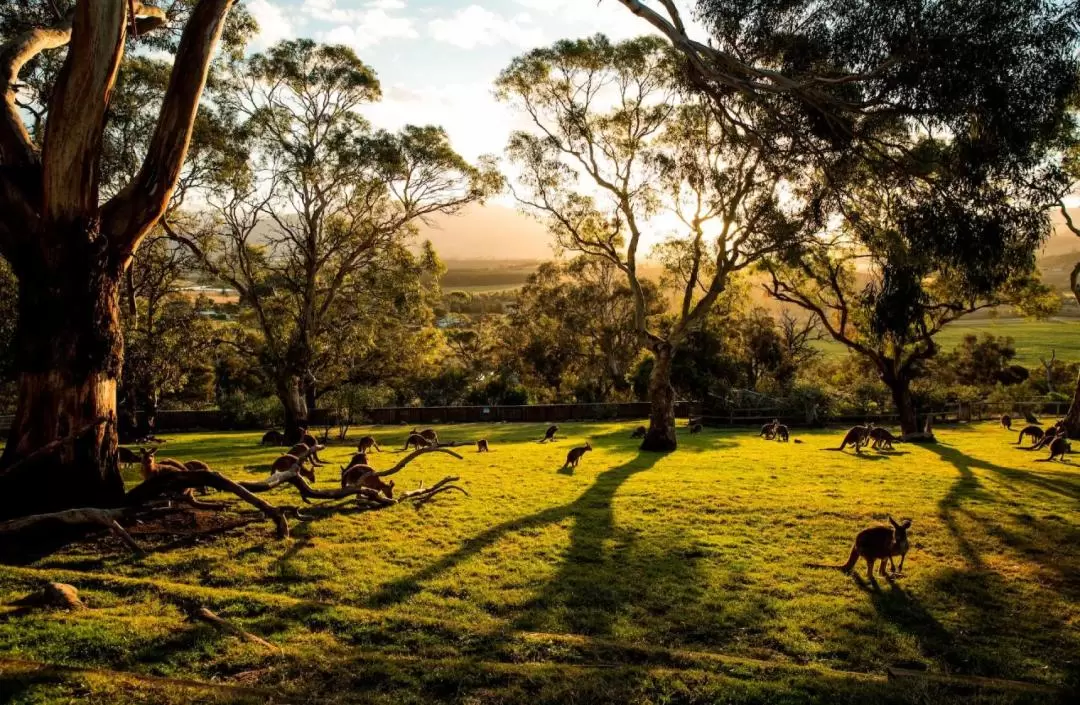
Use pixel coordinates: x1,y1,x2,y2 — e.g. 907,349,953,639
0,255,125,520
641,343,677,452
278,375,308,444
883,374,919,436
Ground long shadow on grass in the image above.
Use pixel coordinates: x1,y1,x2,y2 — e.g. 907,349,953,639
362,452,663,613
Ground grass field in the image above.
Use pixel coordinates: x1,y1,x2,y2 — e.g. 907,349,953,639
1,422,1078,704
815,317,1080,364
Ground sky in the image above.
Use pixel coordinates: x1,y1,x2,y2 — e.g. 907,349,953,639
243,0,695,163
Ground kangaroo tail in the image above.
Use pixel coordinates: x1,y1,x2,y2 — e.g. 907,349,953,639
840,545,859,573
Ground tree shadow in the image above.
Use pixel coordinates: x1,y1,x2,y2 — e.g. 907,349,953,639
927,444,1080,503
362,452,662,610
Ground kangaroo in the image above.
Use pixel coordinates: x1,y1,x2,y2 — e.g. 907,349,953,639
690,423,703,434
808,516,911,580
837,423,873,452
1000,414,1012,431
357,436,381,453
773,424,790,442
1030,429,1059,451
298,428,327,465
477,439,489,452
346,452,369,468
563,442,592,469
413,428,439,444
1016,425,1044,446
1047,435,1072,462
340,465,395,497
261,430,285,446
630,426,647,439
270,454,315,482
539,425,559,443
138,448,208,496
760,420,778,439
869,427,899,450
403,433,431,451
1023,410,1040,425
117,446,140,469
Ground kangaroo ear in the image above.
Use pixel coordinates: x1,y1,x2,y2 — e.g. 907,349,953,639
888,515,899,528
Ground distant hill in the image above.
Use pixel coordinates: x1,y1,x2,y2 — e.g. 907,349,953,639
415,204,555,261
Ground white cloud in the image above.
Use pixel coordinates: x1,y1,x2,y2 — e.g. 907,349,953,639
248,0,294,50
428,5,544,50
302,0,417,50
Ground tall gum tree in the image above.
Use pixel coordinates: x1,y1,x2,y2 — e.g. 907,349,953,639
497,35,800,451
0,0,238,518
173,40,498,441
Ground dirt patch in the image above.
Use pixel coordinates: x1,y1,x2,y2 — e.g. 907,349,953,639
127,510,252,536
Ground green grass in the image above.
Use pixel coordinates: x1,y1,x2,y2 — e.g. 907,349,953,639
815,317,1080,364
1,422,1078,704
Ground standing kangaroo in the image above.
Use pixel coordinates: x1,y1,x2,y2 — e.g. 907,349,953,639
1000,414,1012,431
138,448,209,495
837,423,873,453
1016,425,1044,446
403,433,431,451
760,419,779,439
1046,435,1072,462
413,428,439,444
563,442,592,469
357,436,381,453
808,516,912,580
539,425,559,443
340,464,395,497
773,424,789,442
477,439,490,452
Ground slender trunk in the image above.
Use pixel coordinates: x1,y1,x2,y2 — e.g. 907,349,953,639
278,375,308,444
641,343,677,452
884,374,918,436
0,254,125,519
1063,369,1080,439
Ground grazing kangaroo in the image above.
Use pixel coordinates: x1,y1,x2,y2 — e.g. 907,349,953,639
539,425,559,443
117,446,140,468
477,439,490,452
413,428,439,444
403,433,431,451
1000,414,1012,431
298,428,327,465
357,436,381,453
270,454,315,482
630,426,647,439
837,423,873,452
809,516,911,580
760,420,778,439
1016,425,1044,446
346,452,369,468
1030,429,1059,451
1047,435,1072,462
340,465,395,497
261,430,285,446
690,423,703,434
773,424,790,442
869,427,899,450
563,442,592,469
1023,410,1040,425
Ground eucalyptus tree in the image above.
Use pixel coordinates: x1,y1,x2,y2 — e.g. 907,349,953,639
175,40,499,440
497,34,800,450
0,0,250,517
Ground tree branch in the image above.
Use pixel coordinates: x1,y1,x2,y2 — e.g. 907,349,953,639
104,0,235,261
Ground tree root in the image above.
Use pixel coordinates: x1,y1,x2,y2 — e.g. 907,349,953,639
0,508,145,557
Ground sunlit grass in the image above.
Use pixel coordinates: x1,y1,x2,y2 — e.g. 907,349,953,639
1,421,1077,703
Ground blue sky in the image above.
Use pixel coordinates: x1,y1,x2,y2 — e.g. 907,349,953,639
244,1,695,161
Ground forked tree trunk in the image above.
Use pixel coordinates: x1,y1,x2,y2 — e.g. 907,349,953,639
641,343,677,452
0,249,126,519
884,374,919,437
278,376,308,444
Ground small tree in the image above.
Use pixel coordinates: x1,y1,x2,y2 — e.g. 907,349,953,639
175,40,498,441
498,35,798,450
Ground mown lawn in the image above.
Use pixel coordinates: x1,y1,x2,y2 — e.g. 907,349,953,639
1,422,1078,704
